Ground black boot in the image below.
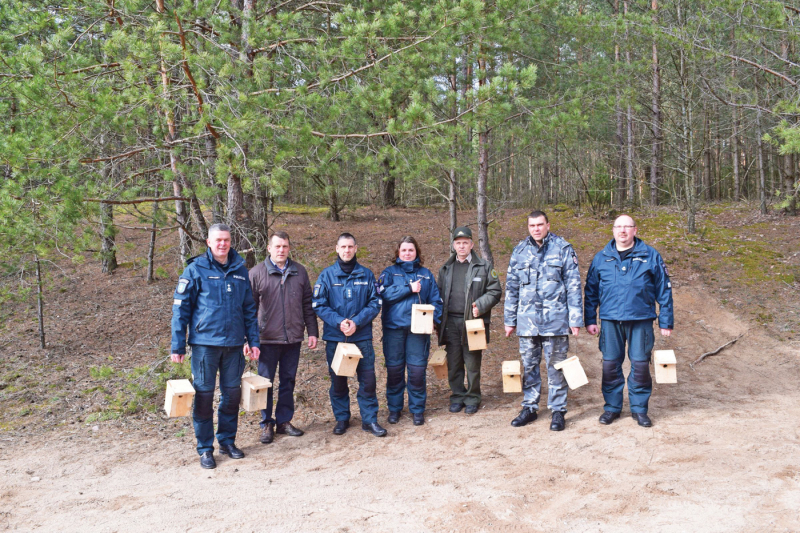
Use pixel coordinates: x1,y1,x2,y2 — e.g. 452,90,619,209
550,411,565,431
361,421,388,437
511,407,537,427
333,420,350,435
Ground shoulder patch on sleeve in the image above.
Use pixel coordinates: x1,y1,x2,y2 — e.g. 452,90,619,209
314,284,321,298
573,254,578,264
491,269,499,279
177,279,189,294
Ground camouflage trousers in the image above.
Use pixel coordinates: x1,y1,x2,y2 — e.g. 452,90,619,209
519,335,570,413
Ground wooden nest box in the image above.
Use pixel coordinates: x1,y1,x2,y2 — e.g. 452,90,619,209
410,304,436,335
553,356,588,390
429,348,448,379
502,360,522,393
465,319,487,351
653,350,677,384
332,342,363,377
240,374,272,412
164,379,195,417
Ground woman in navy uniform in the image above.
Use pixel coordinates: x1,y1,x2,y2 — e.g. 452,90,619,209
378,236,443,426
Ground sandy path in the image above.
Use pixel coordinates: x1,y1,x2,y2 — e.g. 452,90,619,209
1,287,799,532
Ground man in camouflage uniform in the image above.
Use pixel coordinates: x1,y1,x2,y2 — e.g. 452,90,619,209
504,210,583,431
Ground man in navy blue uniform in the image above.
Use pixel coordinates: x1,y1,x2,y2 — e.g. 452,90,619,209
312,233,386,437
171,224,261,469
584,215,674,428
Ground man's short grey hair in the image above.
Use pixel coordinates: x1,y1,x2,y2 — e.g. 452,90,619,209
337,232,356,245
208,223,232,236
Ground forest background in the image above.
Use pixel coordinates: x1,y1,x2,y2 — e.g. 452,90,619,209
1,0,799,346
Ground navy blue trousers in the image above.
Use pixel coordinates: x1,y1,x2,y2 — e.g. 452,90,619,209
190,345,245,455
257,342,301,427
599,319,654,414
325,340,379,424
382,328,430,414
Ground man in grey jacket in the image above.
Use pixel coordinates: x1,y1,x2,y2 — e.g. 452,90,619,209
504,211,583,431
249,231,318,444
437,227,502,414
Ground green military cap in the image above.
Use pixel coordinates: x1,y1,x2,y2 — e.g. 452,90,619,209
452,226,473,240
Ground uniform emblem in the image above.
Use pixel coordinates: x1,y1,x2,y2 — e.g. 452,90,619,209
490,269,498,279
314,284,320,298
573,254,578,264
177,279,189,294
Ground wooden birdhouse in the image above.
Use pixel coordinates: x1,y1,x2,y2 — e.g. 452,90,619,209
429,348,448,379
465,319,487,351
332,342,363,377
240,374,272,412
553,356,588,390
502,361,522,393
164,379,195,417
410,304,436,335
653,350,677,384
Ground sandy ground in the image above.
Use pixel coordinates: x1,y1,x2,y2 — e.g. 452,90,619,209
1,286,799,532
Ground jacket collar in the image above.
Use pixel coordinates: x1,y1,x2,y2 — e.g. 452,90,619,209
203,248,244,271
266,257,296,275
331,260,365,278
601,237,647,258
526,232,553,251
445,250,482,269
396,257,420,273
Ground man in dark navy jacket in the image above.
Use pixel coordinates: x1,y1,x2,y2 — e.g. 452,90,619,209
584,215,674,428
312,233,385,437
171,224,261,469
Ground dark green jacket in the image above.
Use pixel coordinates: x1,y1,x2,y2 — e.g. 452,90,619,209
436,250,502,346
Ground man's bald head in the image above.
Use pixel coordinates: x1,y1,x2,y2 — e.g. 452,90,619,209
612,215,637,251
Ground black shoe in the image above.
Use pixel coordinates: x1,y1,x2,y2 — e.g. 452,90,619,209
550,411,566,431
387,411,401,424
218,443,244,459
464,404,479,415
199,451,216,469
260,424,274,444
276,422,304,437
599,411,621,425
511,407,537,427
333,420,350,435
361,422,388,437
632,412,653,427
449,403,464,413
412,413,425,426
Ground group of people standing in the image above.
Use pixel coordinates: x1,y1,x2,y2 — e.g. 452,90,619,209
170,211,673,470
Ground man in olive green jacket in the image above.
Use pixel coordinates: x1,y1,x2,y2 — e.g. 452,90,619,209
437,227,502,414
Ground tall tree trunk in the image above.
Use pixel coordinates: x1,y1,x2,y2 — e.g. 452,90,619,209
732,105,741,201
781,37,797,214
703,107,711,200
157,0,191,262
477,128,492,264
476,55,493,264
624,0,635,205
756,106,767,214
100,201,118,273
204,134,224,223
614,0,626,207
382,156,397,207
35,253,45,349
650,0,662,206
448,63,459,234
147,194,159,283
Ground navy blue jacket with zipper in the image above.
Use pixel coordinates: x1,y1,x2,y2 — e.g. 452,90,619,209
312,261,381,342
584,237,674,329
378,258,443,330
171,248,260,354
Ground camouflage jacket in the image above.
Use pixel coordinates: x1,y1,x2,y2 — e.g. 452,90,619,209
504,233,584,336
